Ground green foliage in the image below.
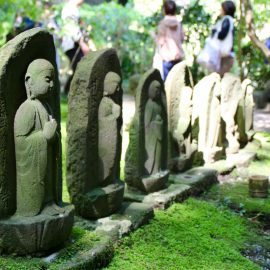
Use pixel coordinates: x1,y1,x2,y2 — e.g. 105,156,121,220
241,43,270,90
60,96,70,203
0,0,43,46
105,199,260,270
78,2,156,80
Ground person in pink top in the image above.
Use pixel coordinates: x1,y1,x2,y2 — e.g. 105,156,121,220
155,0,185,81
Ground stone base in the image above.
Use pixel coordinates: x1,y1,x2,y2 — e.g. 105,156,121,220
141,170,169,193
125,184,191,210
169,157,192,173
226,151,256,167
0,204,74,256
75,181,125,220
169,167,218,195
46,202,154,270
76,202,154,238
204,160,235,175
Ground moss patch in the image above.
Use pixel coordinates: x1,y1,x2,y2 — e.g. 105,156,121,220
205,181,270,216
0,227,102,270
105,198,260,270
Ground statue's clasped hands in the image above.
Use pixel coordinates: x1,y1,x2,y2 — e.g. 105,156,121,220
43,116,57,140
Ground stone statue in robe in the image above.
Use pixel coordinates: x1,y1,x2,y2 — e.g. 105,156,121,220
98,72,121,184
144,80,163,175
14,59,59,217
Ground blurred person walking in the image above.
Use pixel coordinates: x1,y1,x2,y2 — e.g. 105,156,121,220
198,1,236,76
154,0,185,81
61,0,89,94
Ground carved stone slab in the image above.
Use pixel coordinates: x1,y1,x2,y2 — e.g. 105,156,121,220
220,73,244,154
67,49,124,219
125,69,169,193
192,73,223,163
0,28,74,255
165,61,195,172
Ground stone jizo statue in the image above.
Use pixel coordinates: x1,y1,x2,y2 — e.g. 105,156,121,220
0,28,74,256
99,72,121,183
67,49,124,219
144,80,163,175
15,59,60,217
125,69,169,193
165,61,195,171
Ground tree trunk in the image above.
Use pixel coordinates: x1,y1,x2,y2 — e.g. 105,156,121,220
242,0,270,62
237,0,245,80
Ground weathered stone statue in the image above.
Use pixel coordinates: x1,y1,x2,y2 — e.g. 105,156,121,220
15,59,59,217
98,71,121,183
67,49,124,219
236,79,255,145
220,73,244,154
125,69,169,193
243,79,255,139
0,28,74,255
192,73,223,163
165,61,196,171
144,80,164,175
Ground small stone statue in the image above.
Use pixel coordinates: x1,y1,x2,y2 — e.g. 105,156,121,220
67,49,124,219
144,80,163,175
0,28,73,256
243,79,255,138
220,73,244,154
125,69,169,193
165,61,195,171
192,73,223,163
15,59,59,217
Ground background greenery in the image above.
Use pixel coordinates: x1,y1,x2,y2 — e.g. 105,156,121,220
0,0,269,87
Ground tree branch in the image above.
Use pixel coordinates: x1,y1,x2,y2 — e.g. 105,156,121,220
242,0,270,62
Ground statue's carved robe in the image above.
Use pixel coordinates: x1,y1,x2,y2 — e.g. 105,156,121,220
98,96,120,184
144,99,163,175
14,99,57,217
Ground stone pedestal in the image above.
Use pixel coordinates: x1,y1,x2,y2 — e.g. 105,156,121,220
0,205,74,255
74,182,125,219
141,170,169,193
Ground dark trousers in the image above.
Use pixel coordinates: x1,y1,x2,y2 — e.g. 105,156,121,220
162,60,180,81
64,43,84,94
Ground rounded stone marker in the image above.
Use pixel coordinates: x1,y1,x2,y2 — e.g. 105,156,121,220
249,175,269,198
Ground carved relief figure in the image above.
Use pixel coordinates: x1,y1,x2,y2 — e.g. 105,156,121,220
165,62,195,171
125,69,169,193
98,72,121,182
192,73,222,163
173,86,194,160
14,59,59,217
144,80,163,175
220,73,243,154
67,49,124,219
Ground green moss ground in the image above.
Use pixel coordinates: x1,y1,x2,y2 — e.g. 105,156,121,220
105,198,260,270
0,227,102,270
205,132,270,216
205,182,270,216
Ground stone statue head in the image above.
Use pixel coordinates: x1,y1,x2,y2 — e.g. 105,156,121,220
25,59,55,100
148,80,161,101
103,72,121,96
